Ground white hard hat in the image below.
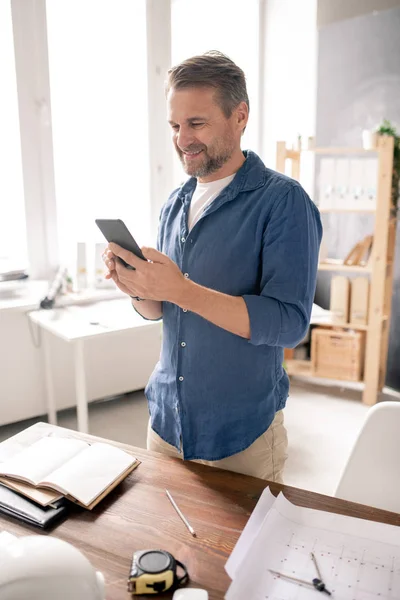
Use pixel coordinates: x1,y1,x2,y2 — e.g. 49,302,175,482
0,535,105,600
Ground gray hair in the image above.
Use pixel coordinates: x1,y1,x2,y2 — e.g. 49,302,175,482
166,50,250,117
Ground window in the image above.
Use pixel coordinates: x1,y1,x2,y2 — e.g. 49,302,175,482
0,1,27,271
170,0,260,186
46,0,150,265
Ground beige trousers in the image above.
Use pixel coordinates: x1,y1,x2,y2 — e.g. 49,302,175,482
147,410,288,483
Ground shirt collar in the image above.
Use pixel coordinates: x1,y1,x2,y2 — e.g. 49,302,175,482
178,150,267,204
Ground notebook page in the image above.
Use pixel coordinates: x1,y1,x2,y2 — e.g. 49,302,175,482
41,442,136,505
0,437,89,486
0,429,46,463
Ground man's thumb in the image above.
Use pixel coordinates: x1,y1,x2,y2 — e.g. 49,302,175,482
141,247,166,263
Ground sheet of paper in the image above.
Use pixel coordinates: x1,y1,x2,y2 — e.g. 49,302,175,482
66,300,144,330
225,487,276,579
0,437,88,485
274,493,400,546
226,493,400,600
42,442,136,506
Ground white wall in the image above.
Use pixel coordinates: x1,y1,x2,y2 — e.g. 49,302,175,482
260,0,318,172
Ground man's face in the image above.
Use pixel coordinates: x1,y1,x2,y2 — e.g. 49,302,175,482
167,86,241,181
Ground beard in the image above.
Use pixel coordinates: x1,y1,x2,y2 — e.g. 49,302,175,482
176,138,235,179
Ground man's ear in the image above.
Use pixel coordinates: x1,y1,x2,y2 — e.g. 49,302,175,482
236,101,249,133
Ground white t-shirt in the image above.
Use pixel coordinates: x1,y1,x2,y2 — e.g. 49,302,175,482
188,174,236,232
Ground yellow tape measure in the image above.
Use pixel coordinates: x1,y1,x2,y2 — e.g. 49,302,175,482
127,549,189,595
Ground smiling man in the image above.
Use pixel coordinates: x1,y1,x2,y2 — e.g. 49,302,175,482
103,51,322,482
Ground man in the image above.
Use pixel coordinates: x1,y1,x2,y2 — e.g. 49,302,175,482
103,51,322,482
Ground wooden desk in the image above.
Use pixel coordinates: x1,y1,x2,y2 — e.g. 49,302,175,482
1,422,400,600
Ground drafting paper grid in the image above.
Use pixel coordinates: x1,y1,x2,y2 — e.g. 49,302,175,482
226,492,400,600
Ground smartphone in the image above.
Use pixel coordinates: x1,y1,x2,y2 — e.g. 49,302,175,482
95,219,146,270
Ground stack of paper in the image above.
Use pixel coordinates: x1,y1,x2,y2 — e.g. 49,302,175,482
225,488,400,599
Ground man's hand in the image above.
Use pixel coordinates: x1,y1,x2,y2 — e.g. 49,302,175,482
102,244,250,337
106,243,187,303
102,247,134,297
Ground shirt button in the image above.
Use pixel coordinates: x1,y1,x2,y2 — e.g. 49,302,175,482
181,237,186,243
181,342,186,347
184,273,189,278
178,376,184,382
182,308,188,313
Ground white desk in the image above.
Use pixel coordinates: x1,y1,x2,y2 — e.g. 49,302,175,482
29,299,161,433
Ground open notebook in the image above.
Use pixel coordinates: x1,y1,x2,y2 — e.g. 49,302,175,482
0,436,138,509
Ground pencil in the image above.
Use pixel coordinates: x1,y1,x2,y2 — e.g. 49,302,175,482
165,489,196,537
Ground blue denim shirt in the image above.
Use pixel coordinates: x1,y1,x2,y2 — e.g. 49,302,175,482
145,151,322,460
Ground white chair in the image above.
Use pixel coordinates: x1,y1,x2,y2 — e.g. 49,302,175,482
335,401,400,513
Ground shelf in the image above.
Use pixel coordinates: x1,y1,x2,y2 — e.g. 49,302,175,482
319,208,376,214
318,261,372,273
316,321,369,331
304,147,378,155
285,359,312,377
285,360,365,390
285,149,301,159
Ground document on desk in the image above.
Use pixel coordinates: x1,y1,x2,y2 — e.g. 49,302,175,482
66,300,146,330
0,436,139,509
226,489,400,600
225,487,276,579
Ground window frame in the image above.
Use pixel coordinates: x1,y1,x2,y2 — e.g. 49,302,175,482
11,0,58,279
10,0,269,278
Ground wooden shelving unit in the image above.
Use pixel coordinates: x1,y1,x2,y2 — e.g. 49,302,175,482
276,136,397,405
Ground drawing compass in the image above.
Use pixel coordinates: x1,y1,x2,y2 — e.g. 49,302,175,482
269,552,332,595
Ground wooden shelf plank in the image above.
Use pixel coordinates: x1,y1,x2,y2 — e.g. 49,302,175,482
285,149,301,159
316,321,369,331
318,262,372,273
303,147,378,155
285,360,312,377
319,208,376,214
286,361,365,390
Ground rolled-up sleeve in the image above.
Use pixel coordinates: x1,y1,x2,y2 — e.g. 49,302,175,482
243,184,322,348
